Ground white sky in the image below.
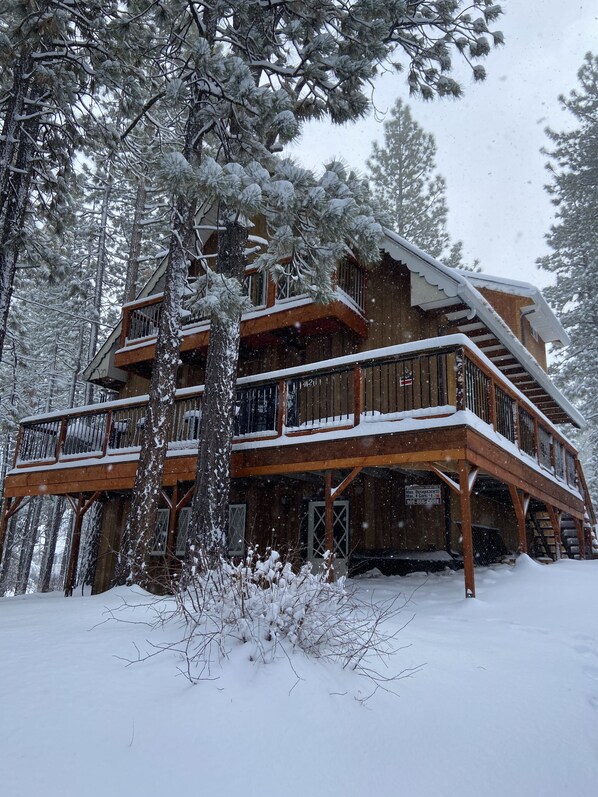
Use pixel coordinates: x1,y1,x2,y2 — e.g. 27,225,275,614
290,2,598,285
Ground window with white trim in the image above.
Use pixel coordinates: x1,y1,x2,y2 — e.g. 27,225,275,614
176,507,191,557
151,508,170,556
228,504,246,557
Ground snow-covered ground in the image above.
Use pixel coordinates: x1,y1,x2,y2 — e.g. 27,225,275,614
1,557,597,796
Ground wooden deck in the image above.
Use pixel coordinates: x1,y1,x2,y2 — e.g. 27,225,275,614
4,422,584,520
115,261,367,370
4,335,587,520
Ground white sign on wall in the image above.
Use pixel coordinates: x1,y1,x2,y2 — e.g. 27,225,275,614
405,485,442,506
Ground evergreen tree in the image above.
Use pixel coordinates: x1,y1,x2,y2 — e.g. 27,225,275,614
538,52,598,499
367,98,477,269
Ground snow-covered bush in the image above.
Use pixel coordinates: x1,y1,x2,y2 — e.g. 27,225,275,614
151,548,409,687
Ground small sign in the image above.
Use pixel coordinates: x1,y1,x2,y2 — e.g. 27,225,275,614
405,485,442,506
399,370,414,387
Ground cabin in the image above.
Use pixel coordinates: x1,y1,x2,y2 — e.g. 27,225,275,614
1,223,596,597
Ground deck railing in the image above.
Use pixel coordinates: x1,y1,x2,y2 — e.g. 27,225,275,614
14,338,580,491
121,260,366,346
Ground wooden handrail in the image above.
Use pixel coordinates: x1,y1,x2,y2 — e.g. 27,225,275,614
14,338,585,499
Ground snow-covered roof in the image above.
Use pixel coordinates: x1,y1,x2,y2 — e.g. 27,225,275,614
452,270,569,346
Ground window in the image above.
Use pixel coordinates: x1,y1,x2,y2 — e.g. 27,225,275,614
173,504,246,558
176,508,190,557
151,508,170,556
228,504,246,557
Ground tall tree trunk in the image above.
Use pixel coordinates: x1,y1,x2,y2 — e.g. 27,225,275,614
78,501,104,590
0,514,18,595
59,510,73,586
123,175,147,304
0,53,42,363
38,497,66,593
84,171,113,405
117,110,203,587
188,216,247,570
14,497,42,595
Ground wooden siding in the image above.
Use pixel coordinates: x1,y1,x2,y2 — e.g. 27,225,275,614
478,287,548,371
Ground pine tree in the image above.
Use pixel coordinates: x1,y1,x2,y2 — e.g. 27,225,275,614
367,99,477,269
538,52,598,499
115,0,504,582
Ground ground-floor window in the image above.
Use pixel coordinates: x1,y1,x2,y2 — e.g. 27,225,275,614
152,504,247,558
150,508,170,556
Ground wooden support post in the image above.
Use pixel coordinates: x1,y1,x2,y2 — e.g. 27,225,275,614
456,349,465,412
266,277,276,308
102,409,113,457
119,306,130,349
64,492,101,597
0,496,29,565
324,471,334,581
64,495,84,597
277,379,287,437
508,485,528,554
458,462,475,598
488,380,496,430
353,366,363,427
545,505,562,561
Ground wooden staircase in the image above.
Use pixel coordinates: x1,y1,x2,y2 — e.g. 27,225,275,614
527,511,559,562
527,510,598,562
560,514,598,560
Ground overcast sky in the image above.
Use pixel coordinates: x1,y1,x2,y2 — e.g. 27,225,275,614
290,3,598,285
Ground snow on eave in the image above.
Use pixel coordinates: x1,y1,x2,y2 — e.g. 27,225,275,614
381,229,583,429
453,270,570,347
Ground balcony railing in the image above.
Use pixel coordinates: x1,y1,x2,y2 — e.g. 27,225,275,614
121,260,366,347
14,336,581,492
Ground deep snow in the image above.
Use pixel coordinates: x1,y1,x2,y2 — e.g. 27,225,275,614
1,557,597,796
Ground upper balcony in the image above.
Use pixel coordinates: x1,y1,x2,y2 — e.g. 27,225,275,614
114,259,367,372
5,335,589,523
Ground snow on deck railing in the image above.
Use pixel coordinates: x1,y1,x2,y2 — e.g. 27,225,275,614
14,335,580,491
121,261,365,346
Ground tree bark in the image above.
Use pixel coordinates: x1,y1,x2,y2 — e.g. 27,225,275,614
187,216,247,571
14,497,42,595
123,175,147,304
38,497,66,593
0,514,18,596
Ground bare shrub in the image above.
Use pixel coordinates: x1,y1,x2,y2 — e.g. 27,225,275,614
119,547,417,694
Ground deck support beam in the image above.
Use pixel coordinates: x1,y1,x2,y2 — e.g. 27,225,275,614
324,467,363,581
508,485,530,554
64,492,101,597
0,496,30,566
324,472,334,579
458,462,476,599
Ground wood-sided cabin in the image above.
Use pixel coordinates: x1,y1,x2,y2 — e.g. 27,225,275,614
2,224,596,597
